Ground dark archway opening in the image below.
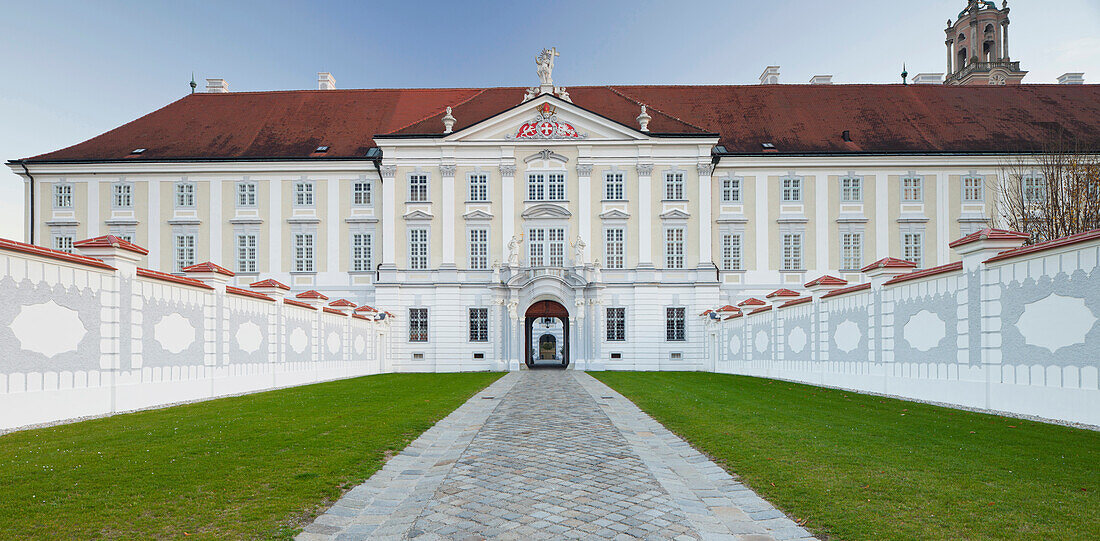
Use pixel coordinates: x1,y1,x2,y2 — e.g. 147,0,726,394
525,300,569,369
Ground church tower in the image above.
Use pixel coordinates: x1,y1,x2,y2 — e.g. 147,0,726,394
944,1,1027,85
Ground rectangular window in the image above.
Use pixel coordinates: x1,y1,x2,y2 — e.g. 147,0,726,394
469,174,488,201
409,308,428,342
408,228,428,270
113,184,132,208
841,232,862,271
237,182,257,207
527,227,565,267
175,183,195,208
295,182,314,206
54,235,74,253
527,173,545,201
666,307,686,342
54,184,73,208
469,308,488,342
665,172,684,200
665,227,685,269
468,229,488,270
903,232,923,268
782,233,803,271
840,176,862,202
605,172,624,200
294,233,314,272
175,234,196,272
722,178,741,202
547,173,565,201
353,181,372,206
781,177,802,202
1023,175,1045,204
962,176,983,202
604,228,624,269
721,233,742,270
352,232,372,272
606,307,625,341
408,174,428,202
902,176,923,202
237,234,257,273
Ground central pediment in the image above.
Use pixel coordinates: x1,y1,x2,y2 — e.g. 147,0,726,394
445,94,649,143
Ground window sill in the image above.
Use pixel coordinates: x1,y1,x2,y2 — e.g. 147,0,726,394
661,199,688,203
405,201,432,205
524,200,569,204
289,271,317,275
601,199,629,203
465,200,492,204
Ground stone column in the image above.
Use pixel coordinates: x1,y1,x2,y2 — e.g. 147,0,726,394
440,164,457,269
500,164,516,263
508,300,521,370
697,163,713,269
636,164,654,267
380,164,397,268
1001,20,1010,60
946,39,954,74
577,163,593,263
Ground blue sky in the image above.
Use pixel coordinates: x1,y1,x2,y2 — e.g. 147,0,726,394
2,0,1098,240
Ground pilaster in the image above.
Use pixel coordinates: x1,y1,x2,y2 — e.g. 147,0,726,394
380,164,397,268
440,164,457,268
636,164,653,267
697,163,713,269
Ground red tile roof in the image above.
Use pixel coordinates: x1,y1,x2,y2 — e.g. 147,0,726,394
766,288,800,298
226,285,275,302
323,307,348,316
181,261,234,276
804,275,847,288
249,278,290,290
984,228,1100,264
354,304,378,313
860,257,918,272
0,237,115,271
296,290,329,300
820,282,873,299
699,309,713,316
884,261,964,286
136,267,214,290
749,305,773,315
73,235,149,255
716,305,739,312
329,299,357,307
283,298,317,310
779,297,813,309
948,228,1030,248
17,85,1100,162
737,298,766,306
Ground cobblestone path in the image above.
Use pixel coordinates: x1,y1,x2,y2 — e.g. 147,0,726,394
298,371,815,541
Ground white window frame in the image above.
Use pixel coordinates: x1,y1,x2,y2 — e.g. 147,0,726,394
237,182,257,207
175,234,196,273
962,175,984,203
112,183,133,209
468,307,488,342
903,232,923,268
54,234,74,253
53,184,73,209
721,177,741,203
721,233,742,271
236,233,257,274
1023,174,1045,204
664,172,685,200
293,233,315,273
606,307,626,342
408,174,429,202
665,307,686,342
527,227,566,267
902,176,923,203
352,232,372,272
781,176,802,202
605,172,625,200
468,228,488,270
408,228,429,270
353,180,372,206
840,176,862,202
665,227,685,269
468,173,488,202
175,182,195,208
782,233,803,271
409,308,429,342
604,227,625,269
840,232,863,271
295,181,314,207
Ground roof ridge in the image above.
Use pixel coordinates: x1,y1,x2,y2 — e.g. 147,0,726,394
382,88,490,135
603,86,712,133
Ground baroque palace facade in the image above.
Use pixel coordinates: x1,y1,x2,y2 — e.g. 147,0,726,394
8,5,1100,372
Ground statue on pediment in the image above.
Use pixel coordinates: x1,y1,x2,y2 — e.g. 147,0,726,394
536,47,559,86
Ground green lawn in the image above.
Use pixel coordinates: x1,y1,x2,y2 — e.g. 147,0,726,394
594,372,1100,541
0,372,502,539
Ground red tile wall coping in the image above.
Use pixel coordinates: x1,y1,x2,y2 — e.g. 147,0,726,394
820,282,873,299
135,267,214,290
884,261,964,286
779,297,813,309
296,290,329,300
724,313,743,320
352,314,373,321
860,257,918,272
766,288,800,298
738,298,766,306
748,305,773,315
804,275,847,287
984,228,1100,264
948,228,1030,248
323,307,349,316
0,237,116,271
73,235,149,256
225,286,275,302
249,278,290,290
329,299,357,307
283,298,317,310
181,261,234,276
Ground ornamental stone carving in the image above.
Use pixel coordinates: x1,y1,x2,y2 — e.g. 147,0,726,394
576,163,593,177
379,164,397,179
636,164,654,176
499,164,516,177
439,164,456,177
10,300,86,358
1017,293,1097,353
697,163,714,176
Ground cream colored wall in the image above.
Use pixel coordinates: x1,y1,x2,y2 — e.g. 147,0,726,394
766,174,815,271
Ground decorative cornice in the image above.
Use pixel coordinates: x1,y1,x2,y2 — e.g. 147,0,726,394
576,163,593,176
636,164,654,176
697,163,713,176
379,164,397,179
439,164,456,177
499,164,516,177
523,149,568,164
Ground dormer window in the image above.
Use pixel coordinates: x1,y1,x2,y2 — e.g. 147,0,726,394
315,146,329,153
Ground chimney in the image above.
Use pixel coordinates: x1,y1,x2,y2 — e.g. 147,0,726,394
206,78,229,93
759,66,780,85
912,73,944,84
318,72,336,90
1058,72,1085,85
809,75,833,85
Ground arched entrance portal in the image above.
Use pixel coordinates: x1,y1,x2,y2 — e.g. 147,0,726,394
525,300,569,368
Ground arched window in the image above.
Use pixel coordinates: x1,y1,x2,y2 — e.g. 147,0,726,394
958,48,968,68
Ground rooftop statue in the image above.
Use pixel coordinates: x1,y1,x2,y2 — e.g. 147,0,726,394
536,47,559,86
